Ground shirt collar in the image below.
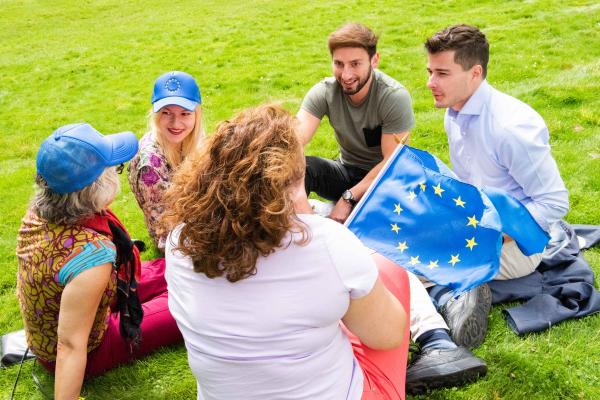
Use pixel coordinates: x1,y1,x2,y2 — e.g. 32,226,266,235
450,79,491,117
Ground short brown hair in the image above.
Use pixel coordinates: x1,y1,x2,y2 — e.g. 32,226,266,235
328,23,378,58
162,104,308,283
425,24,489,78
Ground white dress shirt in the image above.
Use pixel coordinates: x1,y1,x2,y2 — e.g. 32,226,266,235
444,80,569,232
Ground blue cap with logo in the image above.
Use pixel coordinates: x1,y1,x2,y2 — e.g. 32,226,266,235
36,123,139,194
151,71,201,112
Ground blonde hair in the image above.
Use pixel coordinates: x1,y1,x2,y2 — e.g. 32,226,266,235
31,167,120,225
148,105,204,168
162,104,308,283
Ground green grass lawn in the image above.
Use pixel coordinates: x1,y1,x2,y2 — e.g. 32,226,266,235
1,0,599,398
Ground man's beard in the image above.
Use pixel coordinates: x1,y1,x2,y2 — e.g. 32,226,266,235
340,67,372,95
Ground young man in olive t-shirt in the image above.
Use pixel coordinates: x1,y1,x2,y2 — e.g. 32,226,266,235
296,23,487,394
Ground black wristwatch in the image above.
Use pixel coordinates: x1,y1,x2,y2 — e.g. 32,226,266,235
342,189,357,206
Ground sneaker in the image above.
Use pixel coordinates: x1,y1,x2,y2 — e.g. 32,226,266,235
441,283,492,349
406,347,487,395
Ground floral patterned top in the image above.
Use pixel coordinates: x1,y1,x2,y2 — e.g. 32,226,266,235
16,211,117,361
128,132,173,251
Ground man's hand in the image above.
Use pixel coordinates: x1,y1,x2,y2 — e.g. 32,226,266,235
502,234,514,244
329,199,353,223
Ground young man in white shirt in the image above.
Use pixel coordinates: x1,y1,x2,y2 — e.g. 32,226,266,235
423,23,569,357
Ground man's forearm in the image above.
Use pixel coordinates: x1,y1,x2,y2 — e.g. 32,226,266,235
348,132,410,200
349,159,387,201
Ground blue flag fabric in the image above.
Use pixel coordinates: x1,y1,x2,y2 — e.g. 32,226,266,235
346,145,550,295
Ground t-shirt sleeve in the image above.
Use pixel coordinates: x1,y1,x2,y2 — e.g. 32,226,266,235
58,239,116,285
380,87,415,134
300,81,329,120
325,222,378,299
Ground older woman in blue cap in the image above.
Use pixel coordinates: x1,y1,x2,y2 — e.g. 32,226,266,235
16,123,182,399
128,71,204,252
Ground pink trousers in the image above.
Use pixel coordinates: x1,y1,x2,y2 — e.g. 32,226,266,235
343,253,411,400
40,258,182,378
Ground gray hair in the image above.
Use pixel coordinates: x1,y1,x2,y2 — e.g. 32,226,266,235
31,167,120,225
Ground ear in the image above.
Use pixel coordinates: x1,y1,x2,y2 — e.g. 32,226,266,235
371,52,380,68
471,64,483,81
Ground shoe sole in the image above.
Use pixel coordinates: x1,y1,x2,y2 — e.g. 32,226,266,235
449,284,492,349
407,360,488,395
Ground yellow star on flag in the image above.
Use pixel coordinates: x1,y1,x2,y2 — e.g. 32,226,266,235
465,237,478,250
409,255,420,265
467,215,479,228
428,260,439,270
449,254,460,267
393,203,404,215
433,183,445,197
453,196,466,208
419,182,427,191
396,241,408,253
407,191,417,201
391,223,400,233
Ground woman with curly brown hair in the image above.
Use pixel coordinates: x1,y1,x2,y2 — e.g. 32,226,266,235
163,104,411,400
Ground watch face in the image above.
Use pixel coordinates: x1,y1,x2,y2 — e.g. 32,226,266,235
343,190,352,201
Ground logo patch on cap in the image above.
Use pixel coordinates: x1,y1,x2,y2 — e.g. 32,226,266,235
165,78,181,92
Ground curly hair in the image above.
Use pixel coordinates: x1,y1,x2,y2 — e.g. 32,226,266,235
162,104,308,282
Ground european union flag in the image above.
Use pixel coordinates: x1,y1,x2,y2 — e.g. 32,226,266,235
346,145,550,295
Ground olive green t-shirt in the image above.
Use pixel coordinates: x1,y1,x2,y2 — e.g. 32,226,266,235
301,69,415,171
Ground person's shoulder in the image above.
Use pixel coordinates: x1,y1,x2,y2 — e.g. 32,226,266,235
299,214,364,249
58,226,114,259
487,84,544,127
319,76,337,87
374,69,410,93
165,224,185,256
373,70,412,109
307,77,339,96
80,227,112,244
131,132,166,172
165,224,197,275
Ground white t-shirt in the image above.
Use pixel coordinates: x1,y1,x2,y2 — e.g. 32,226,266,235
165,213,378,400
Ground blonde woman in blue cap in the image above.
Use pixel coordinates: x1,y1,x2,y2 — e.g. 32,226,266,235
16,123,182,399
128,71,204,252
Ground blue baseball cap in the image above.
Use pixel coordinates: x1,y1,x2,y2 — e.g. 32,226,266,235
36,123,139,194
151,71,201,112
